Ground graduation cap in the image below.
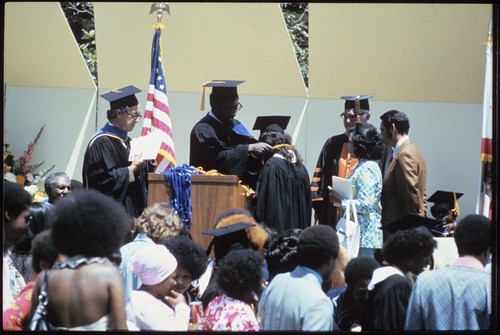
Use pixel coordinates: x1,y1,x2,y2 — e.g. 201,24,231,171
203,222,255,261
101,85,141,110
340,94,374,112
252,115,291,136
381,214,442,236
200,80,245,111
428,190,463,216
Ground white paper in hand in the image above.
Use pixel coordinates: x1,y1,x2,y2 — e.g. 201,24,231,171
331,176,353,200
129,131,163,161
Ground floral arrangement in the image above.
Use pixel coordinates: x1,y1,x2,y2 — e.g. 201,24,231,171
4,125,55,198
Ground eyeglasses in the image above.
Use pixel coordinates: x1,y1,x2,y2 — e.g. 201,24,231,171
125,110,142,119
227,103,243,112
340,112,366,121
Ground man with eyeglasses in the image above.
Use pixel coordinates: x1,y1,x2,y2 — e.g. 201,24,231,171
190,80,271,190
310,94,374,227
82,85,148,219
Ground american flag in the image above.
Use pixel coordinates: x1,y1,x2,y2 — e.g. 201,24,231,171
141,26,176,173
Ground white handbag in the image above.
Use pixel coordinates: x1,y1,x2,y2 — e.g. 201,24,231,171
335,199,360,259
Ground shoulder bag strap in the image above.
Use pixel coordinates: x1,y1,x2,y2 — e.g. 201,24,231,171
350,200,359,225
345,199,351,222
39,270,49,309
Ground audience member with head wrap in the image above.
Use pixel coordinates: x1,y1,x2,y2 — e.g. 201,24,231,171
119,202,184,303
125,244,190,331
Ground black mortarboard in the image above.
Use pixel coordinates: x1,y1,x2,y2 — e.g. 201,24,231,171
428,190,463,214
200,80,245,111
252,115,291,136
381,214,442,236
203,222,255,261
341,94,374,111
101,85,141,110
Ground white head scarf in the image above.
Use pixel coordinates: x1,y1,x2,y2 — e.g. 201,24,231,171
130,244,177,285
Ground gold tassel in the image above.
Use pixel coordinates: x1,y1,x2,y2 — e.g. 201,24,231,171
453,192,460,216
354,96,361,115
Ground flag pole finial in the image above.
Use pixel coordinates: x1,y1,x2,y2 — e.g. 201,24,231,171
150,2,170,23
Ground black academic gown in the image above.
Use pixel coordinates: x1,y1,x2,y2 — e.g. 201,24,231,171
255,156,311,234
189,114,261,189
359,273,412,331
310,133,348,227
82,133,147,219
334,289,362,331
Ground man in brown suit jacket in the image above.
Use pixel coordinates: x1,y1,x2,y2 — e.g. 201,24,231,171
379,110,427,241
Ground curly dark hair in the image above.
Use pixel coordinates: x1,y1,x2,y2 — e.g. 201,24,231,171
347,123,384,160
50,189,132,257
382,229,437,265
31,230,59,273
266,228,302,281
259,131,303,163
454,214,491,257
163,235,208,280
216,249,264,302
344,256,381,285
3,180,32,219
297,225,339,268
380,109,410,135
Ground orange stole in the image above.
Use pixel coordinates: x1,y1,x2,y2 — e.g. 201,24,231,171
338,143,358,179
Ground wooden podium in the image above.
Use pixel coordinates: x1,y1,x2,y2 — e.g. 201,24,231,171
147,173,247,251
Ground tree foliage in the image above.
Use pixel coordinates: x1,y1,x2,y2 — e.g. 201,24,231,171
280,3,309,88
60,2,97,85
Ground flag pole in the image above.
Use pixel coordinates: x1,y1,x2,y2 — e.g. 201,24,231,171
143,2,176,173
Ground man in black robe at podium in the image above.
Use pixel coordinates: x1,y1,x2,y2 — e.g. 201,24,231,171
82,85,147,219
189,80,271,191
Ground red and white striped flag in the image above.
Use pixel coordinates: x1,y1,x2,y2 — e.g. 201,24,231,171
476,19,492,218
141,24,176,173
